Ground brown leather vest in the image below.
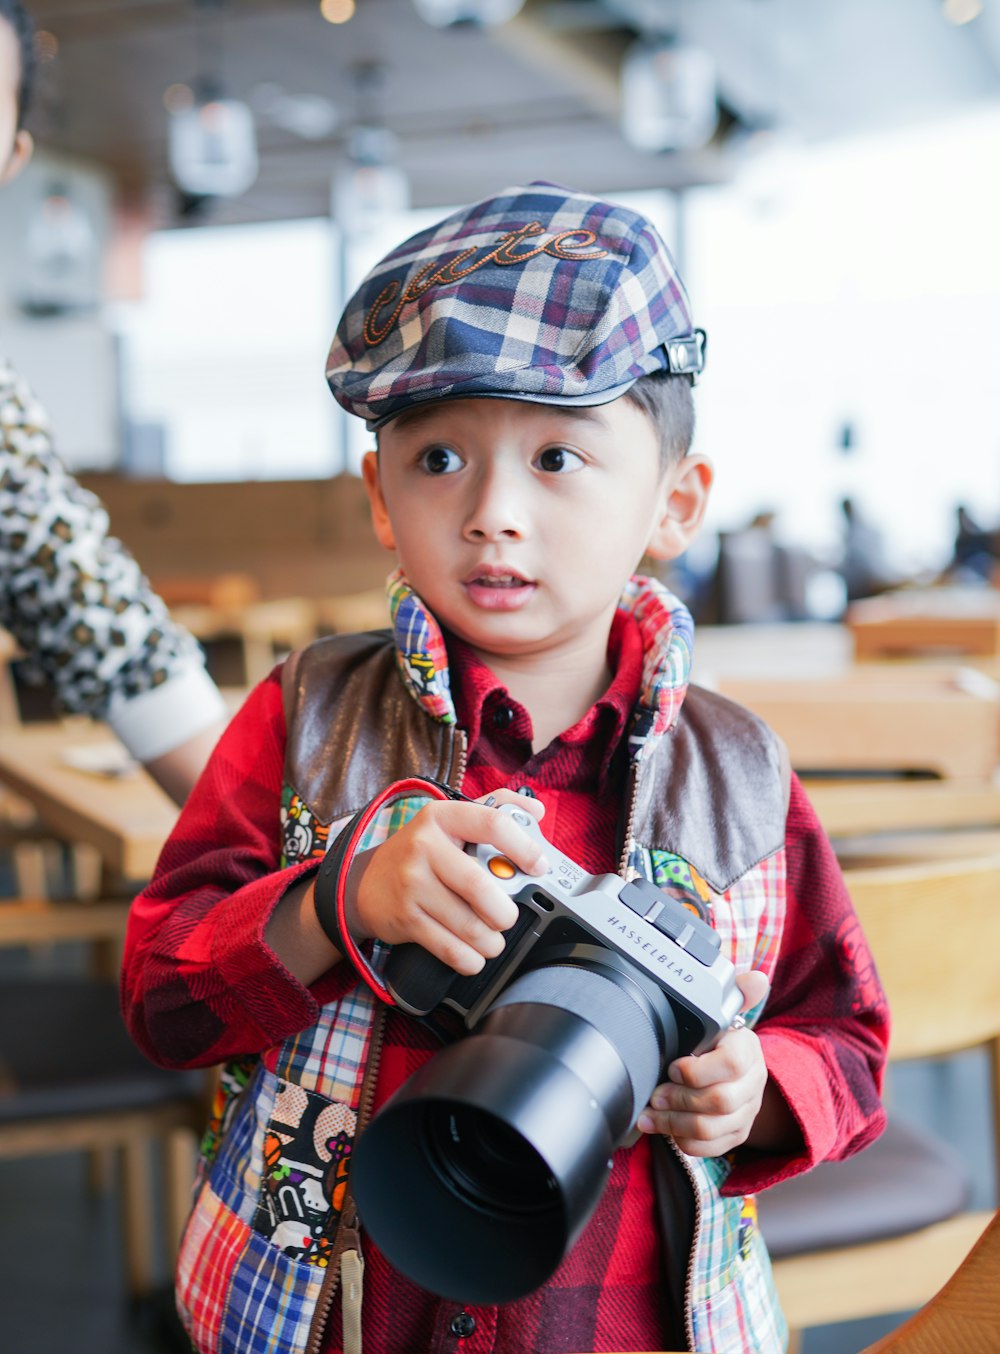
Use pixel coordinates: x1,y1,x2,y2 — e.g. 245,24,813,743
280,630,786,895
277,630,790,1350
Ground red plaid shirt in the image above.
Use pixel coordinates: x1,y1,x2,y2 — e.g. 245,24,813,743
123,614,888,1354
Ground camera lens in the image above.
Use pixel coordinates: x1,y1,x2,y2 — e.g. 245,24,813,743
423,1104,560,1217
351,944,679,1303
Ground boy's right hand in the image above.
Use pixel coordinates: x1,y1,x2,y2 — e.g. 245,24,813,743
343,790,548,976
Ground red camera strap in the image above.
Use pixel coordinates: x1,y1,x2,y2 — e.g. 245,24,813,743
312,777,462,1004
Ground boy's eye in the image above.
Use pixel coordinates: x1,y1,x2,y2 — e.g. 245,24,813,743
419,446,464,475
536,446,584,474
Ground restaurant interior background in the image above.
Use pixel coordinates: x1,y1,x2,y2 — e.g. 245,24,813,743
2,2,1000,1352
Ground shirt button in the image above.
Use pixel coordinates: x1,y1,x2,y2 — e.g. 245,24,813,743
491,705,514,729
450,1311,476,1338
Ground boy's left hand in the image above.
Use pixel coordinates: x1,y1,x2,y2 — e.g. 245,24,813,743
636,970,770,1157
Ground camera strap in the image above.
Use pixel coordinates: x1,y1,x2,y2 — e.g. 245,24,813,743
312,776,469,1003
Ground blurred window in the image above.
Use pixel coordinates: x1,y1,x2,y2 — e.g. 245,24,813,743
115,217,338,481
685,106,1000,576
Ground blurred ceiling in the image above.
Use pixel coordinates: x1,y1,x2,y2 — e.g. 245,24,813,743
24,0,1000,227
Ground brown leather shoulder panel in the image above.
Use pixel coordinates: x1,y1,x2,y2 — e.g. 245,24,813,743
283,631,454,823
633,685,787,893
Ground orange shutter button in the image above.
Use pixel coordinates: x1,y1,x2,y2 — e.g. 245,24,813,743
487,856,517,880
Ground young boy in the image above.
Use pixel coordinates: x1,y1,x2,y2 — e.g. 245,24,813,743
123,182,888,1354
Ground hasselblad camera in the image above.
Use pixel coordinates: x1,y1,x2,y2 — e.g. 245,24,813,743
350,801,743,1304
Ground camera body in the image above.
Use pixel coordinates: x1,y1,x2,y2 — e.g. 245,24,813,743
385,801,742,1055
356,803,747,1303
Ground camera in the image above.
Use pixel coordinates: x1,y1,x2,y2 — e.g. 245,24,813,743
350,802,743,1304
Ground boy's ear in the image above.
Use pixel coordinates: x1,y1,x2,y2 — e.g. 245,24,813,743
645,454,714,561
0,129,34,186
361,450,397,552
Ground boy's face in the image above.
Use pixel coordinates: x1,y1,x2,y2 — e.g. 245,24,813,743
363,395,711,668
0,20,32,187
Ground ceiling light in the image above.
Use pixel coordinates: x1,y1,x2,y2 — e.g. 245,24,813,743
412,0,525,28
168,96,259,198
943,0,983,23
621,39,718,153
320,0,356,22
21,182,97,315
332,126,410,236
333,161,411,236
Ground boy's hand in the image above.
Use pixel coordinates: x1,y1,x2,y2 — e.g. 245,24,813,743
636,970,772,1157
345,790,548,976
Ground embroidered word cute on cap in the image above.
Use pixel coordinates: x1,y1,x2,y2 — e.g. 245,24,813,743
326,181,706,429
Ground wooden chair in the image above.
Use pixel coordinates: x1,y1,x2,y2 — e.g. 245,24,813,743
757,855,1000,1344
0,857,207,1298
857,1207,1000,1353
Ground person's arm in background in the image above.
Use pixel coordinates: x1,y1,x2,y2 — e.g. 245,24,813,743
0,359,228,802
144,722,228,805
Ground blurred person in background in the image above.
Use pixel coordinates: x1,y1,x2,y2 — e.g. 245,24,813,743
946,504,997,585
0,0,226,804
838,495,892,604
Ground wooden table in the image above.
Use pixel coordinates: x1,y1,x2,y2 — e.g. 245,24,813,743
716,671,1000,781
0,721,178,884
848,589,1000,660
805,777,1000,840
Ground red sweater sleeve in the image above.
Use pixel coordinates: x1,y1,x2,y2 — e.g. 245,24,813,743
724,773,890,1196
121,669,326,1069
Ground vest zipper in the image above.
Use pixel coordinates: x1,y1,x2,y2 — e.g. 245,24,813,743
618,762,640,880
671,1137,702,1352
448,726,468,791
305,999,388,1354
621,757,700,1348
306,728,465,1353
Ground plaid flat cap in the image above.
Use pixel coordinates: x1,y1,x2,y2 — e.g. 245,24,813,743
326,181,705,429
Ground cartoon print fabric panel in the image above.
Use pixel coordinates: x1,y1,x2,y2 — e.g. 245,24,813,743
252,1081,356,1269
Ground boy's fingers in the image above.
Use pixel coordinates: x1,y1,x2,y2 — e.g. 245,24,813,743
667,1028,760,1089
735,969,769,1014
637,1107,743,1146
474,788,545,821
433,851,520,933
408,912,491,977
650,1078,744,1118
437,800,549,876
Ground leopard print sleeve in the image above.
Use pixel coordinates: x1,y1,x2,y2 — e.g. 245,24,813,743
0,357,208,719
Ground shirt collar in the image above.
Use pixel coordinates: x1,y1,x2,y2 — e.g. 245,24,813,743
446,607,643,758
386,567,693,759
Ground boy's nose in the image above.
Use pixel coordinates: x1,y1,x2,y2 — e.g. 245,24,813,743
462,467,527,541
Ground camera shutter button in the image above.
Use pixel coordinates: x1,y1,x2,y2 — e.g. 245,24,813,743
450,1311,476,1337
488,855,517,879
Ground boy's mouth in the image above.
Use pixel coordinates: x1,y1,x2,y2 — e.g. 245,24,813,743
463,566,536,611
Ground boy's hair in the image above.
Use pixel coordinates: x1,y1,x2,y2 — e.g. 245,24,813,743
374,377,695,474
624,370,695,469
1,0,35,128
